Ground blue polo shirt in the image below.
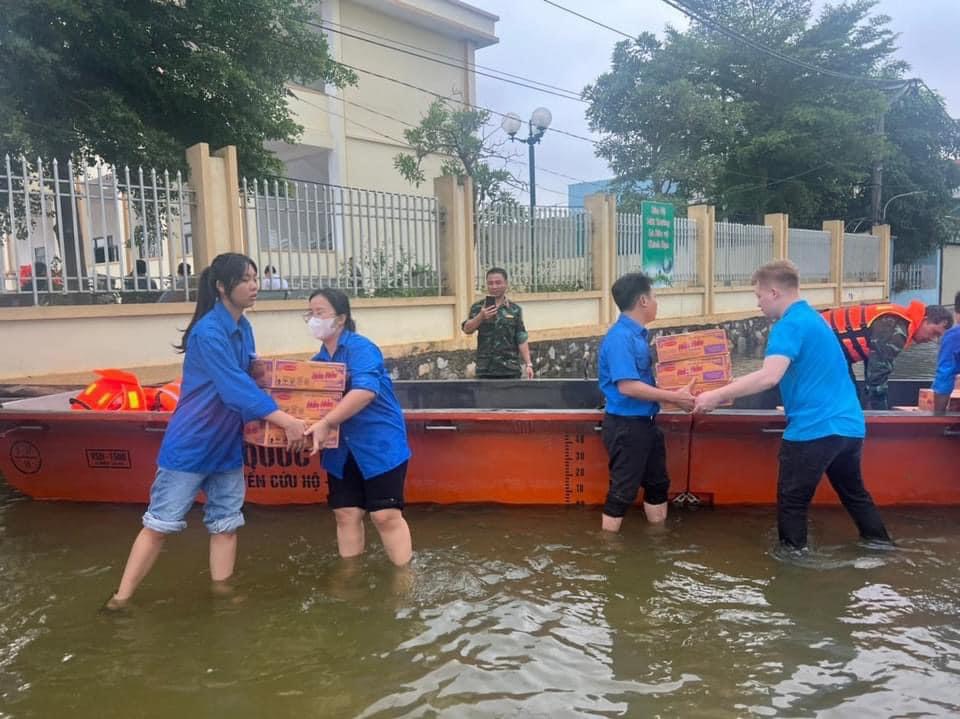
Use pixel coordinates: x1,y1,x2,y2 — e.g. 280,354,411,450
312,330,410,479
766,299,864,441
598,314,659,417
932,324,960,396
158,302,279,473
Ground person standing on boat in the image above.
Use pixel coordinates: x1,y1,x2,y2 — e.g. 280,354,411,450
931,291,960,414
821,300,953,409
598,273,695,533
303,288,413,566
462,267,535,379
107,253,307,609
694,260,891,551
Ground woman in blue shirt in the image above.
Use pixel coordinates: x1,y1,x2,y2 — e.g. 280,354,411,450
107,253,307,609
304,288,413,566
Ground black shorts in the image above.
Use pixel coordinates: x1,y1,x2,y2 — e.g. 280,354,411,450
601,413,670,517
327,453,407,513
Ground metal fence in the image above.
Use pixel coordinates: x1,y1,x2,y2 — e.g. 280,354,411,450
843,233,882,282
475,205,592,292
241,178,441,297
616,215,698,286
788,228,832,283
714,222,774,286
0,155,194,306
892,260,937,292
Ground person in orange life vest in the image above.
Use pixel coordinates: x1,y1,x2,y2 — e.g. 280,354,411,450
106,253,308,611
821,300,953,409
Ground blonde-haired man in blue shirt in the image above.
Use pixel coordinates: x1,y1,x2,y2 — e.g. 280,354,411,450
695,260,890,550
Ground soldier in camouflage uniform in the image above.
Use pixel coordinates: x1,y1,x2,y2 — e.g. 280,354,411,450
462,267,534,379
822,302,953,409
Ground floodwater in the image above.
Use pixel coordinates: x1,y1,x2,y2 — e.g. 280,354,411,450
1,483,959,718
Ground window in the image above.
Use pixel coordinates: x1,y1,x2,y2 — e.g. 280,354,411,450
94,235,119,263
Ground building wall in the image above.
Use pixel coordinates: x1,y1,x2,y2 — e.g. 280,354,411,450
276,0,497,196
942,245,960,306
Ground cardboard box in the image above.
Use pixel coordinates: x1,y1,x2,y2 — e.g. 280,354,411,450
917,388,960,412
244,420,339,449
656,354,732,389
251,359,346,391
654,328,729,363
268,389,341,419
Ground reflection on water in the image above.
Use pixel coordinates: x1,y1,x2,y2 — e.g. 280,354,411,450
1,483,959,718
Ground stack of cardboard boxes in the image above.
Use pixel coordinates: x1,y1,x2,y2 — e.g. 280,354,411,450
654,328,733,410
243,359,346,448
916,377,960,412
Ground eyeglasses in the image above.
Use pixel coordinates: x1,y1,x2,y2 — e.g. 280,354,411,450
302,311,334,323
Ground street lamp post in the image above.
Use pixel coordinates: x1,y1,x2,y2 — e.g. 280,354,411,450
882,190,927,223
501,107,552,290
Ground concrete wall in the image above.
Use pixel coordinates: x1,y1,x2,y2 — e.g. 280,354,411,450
0,298,459,380
941,245,960,306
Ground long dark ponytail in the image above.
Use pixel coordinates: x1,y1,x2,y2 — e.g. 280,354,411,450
308,287,357,332
175,253,257,352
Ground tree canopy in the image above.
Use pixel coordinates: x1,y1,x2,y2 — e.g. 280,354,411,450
394,98,519,211
585,0,960,260
0,0,355,177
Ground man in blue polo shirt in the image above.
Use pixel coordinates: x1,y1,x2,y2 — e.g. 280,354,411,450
694,260,890,550
932,291,960,414
598,272,695,533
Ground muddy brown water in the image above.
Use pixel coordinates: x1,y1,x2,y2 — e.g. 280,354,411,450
1,480,958,718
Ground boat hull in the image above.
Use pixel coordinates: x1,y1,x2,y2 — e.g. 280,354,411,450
1,385,958,507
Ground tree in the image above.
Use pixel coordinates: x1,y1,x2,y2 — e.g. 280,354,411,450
584,0,960,260
0,0,355,177
846,87,960,261
394,98,519,211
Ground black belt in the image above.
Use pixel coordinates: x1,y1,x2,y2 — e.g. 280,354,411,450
604,413,656,423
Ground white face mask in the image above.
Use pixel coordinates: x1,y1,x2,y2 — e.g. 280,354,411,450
308,316,338,341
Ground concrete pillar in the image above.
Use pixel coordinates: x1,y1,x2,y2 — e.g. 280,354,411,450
765,212,789,261
584,192,616,325
435,175,472,340
823,219,844,305
688,204,715,316
872,223,892,301
186,143,244,272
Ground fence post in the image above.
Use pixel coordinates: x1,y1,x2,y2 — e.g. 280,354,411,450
584,192,615,324
688,204,715,317
872,223,891,301
434,175,472,342
765,213,789,260
823,219,844,305
185,143,244,272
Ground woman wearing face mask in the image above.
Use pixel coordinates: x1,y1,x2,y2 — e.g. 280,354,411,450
304,288,413,566
106,253,308,610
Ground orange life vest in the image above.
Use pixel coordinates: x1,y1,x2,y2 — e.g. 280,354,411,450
70,369,148,411
149,379,181,412
821,300,926,364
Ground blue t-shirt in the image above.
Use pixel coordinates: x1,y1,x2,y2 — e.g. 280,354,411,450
766,299,865,441
932,324,960,396
598,314,659,417
158,302,278,473
313,330,411,479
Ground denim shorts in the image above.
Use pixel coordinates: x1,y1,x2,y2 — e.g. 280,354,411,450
142,466,246,535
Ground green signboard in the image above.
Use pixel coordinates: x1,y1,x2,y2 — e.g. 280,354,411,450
641,200,675,286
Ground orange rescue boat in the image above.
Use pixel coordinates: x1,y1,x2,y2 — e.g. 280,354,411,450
0,380,957,507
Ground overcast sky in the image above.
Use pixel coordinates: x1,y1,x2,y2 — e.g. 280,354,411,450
472,0,960,205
